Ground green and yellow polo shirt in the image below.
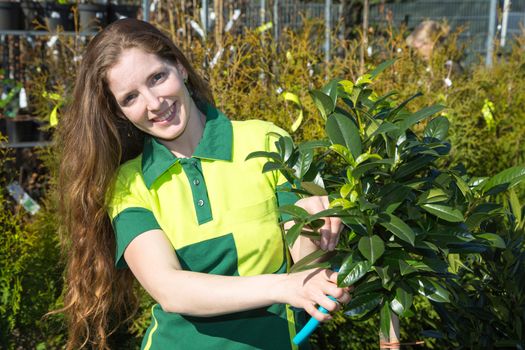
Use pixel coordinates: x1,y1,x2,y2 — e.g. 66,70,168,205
107,104,309,350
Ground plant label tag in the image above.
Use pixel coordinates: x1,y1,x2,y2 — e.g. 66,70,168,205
7,182,40,215
19,88,27,109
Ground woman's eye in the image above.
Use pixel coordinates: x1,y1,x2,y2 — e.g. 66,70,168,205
153,72,166,83
122,94,136,106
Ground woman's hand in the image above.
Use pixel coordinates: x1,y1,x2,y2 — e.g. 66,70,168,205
279,268,351,322
293,196,342,251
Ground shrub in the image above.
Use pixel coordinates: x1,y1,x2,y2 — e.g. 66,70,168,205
249,64,525,348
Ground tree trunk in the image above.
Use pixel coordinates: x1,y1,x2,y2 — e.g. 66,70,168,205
379,312,400,350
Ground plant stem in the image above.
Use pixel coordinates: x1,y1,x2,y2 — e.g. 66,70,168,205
379,312,400,350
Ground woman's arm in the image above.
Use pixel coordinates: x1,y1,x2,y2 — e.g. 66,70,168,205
124,229,350,321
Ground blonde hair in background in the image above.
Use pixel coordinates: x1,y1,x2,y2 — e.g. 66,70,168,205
406,20,450,59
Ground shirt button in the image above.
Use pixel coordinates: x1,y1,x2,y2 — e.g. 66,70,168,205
193,179,200,186
197,199,204,207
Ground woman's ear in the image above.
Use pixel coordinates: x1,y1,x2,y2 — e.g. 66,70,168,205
176,62,188,81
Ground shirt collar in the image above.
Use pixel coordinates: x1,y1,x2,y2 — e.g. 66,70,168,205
141,103,233,188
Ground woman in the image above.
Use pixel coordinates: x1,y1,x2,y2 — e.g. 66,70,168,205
57,18,349,349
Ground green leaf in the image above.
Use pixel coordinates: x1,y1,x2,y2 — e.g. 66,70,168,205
354,153,382,166
374,266,393,288
465,203,503,229
353,279,383,296
400,104,445,131
387,93,423,122
370,121,400,139
330,198,355,210
279,205,309,220
412,278,450,303
294,149,313,179
352,159,394,179
421,204,464,222
356,74,372,86
380,302,391,339
379,185,411,214
476,233,506,249
245,150,282,162
309,208,355,222
482,165,525,194
447,253,467,274
391,287,413,316
262,162,284,173
285,222,305,246
301,181,328,196
276,136,294,163
452,173,471,198
310,89,335,120
417,188,449,205
298,139,331,152
290,249,335,273
344,293,382,318
340,183,352,199
338,254,372,287
370,59,396,79
338,79,354,94
399,259,417,276
423,116,449,140
358,235,385,264
321,78,341,102
379,214,416,246
329,144,355,165
509,189,522,227
394,155,435,179
326,113,362,159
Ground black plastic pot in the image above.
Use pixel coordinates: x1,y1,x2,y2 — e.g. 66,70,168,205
43,2,73,31
20,1,44,30
78,3,107,32
2,118,46,144
0,1,22,30
108,3,139,23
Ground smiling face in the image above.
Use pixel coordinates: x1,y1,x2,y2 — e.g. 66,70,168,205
107,47,198,146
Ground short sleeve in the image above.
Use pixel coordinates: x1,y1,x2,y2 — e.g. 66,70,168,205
264,123,300,220
107,164,161,269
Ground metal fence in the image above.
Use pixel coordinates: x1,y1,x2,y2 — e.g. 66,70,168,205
243,2,342,28
239,0,525,63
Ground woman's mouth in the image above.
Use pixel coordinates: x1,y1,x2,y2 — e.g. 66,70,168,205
152,102,177,123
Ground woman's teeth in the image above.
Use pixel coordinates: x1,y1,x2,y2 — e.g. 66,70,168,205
155,103,175,122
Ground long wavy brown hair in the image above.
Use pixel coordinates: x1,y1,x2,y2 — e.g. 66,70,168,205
55,18,214,349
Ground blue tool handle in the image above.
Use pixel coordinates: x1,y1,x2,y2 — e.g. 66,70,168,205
292,295,337,345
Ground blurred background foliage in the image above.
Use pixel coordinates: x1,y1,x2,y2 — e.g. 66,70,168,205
0,8,524,349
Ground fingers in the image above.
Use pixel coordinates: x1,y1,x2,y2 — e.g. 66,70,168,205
337,291,352,305
304,302,332,322
316,295,340,313
298,269,351,322
319,196,341,251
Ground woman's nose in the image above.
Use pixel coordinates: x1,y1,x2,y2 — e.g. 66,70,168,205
144,90,162,111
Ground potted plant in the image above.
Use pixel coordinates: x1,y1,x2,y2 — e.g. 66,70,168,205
250,60,525,347
77,1,107,32
108,0,139,23
0,69,45,145
41,0,74,31
20,0,45,30
0,1,22,30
